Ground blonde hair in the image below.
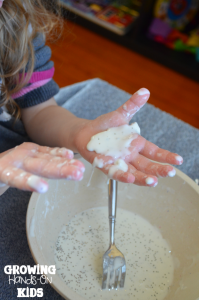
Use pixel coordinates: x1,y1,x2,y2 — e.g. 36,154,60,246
0,0,62,118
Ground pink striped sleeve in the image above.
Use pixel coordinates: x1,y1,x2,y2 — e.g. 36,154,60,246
19,67,55,84
12,79,51,99
29,67,55,83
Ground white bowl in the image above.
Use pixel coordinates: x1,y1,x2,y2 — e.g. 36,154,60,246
26,156,199,300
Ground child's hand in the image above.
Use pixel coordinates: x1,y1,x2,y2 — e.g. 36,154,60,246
0,142,85,194
73,88,183,187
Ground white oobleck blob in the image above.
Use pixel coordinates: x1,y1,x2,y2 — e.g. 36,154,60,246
93,157,104,169
87,123,140,178
108,159,128,178
54,207,174,300
87,123,140,160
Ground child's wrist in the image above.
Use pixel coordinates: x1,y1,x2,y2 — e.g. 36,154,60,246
66,118,89,153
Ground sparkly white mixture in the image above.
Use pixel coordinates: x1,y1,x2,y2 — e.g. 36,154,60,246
86,123,140,177
87,123,140,160
54,207,174,300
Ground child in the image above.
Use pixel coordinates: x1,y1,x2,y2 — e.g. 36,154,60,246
0,0,183,196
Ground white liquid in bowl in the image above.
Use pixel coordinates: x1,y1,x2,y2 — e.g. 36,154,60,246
54,207,174,300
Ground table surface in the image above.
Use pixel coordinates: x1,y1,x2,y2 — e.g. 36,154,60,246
1,79,199,300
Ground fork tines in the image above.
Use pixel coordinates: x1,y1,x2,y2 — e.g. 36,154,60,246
102,257,126,290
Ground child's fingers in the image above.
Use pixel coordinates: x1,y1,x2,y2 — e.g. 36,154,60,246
130,154,176,177
0,163,85,193
101,162,157,186
101,163,135,183
18,143,74,159
37,146,74,159
90,154,157,186
25,151,84,170
22,157,85,179
0,167,49,193
139,139,183,165
91,157,157,186
116,88,150,122
128,164,158,186
0,143,85,191
88,155,134,183
3,143,85,178
107,170,135,183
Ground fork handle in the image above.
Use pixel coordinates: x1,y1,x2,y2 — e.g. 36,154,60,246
108,179,118,245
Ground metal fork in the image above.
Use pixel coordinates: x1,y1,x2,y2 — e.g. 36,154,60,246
102,179,126,290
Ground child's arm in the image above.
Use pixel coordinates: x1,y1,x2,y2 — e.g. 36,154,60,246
21,97,87,152
21,88,183,187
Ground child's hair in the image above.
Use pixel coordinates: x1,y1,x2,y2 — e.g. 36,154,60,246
0,0,62,118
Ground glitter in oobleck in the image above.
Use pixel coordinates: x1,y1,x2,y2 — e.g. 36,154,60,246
54,207,174,300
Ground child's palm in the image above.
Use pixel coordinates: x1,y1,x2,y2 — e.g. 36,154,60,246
74,89,183,186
